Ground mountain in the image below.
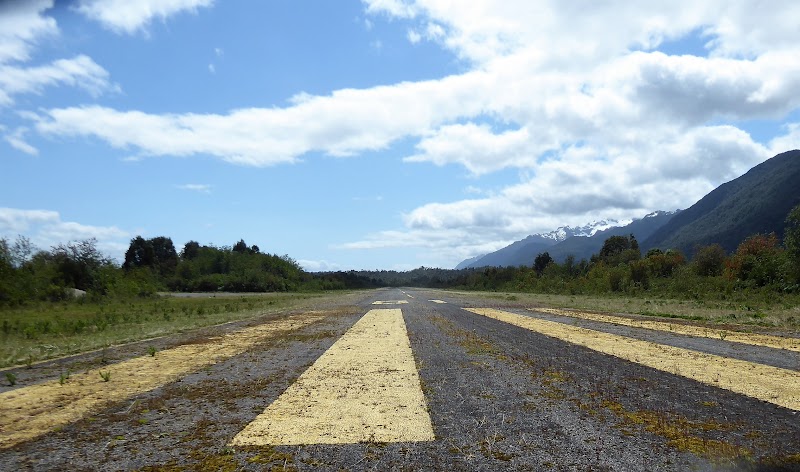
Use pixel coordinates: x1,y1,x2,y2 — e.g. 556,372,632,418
456,217,670,269
643,150,800,257
454,255,484,270
544,211,678,263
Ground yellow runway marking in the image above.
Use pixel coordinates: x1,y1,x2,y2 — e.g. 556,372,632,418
0,313,324,449
231,309,435,445
467,308,800,411
429,300,447,304
533,307,800,353
372,300,409,305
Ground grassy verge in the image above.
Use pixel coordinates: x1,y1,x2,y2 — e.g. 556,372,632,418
439,290,800,330
0,291,360,368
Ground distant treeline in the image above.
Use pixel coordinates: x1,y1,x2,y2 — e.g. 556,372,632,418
0,236,361,306
2,203,799,307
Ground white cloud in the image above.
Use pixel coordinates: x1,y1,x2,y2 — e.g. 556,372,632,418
76,0,214,34
176,184,212,194
298,259,344,272
3,126,38,155
31,71,491,165
0,207,130,260
0,55,117,106
208,63,215,74
769,123,800,153
0,3,117,112
405,123,536,175
363,0,418,19
0,0,57,64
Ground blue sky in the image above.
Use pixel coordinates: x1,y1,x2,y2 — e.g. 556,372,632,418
2,1,800,271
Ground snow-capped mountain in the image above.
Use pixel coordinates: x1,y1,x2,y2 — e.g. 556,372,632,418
539,219,631,242
455,211,679,269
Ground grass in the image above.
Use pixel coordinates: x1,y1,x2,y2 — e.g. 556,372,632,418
442,290,800,329
0,291,358,368
599,399,751,464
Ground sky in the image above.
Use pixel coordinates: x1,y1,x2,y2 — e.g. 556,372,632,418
1,0,800,271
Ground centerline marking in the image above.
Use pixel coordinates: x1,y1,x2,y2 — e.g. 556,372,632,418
466,308,800,411
429,300,447,304
372,300,409,305
230,308,435,446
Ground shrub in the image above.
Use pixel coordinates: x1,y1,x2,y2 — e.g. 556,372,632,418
692,244,727,277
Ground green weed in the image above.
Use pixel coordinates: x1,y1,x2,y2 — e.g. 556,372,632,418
59,370,70,385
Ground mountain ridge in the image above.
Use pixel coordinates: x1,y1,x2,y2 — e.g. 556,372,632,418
458,211,676,269
456,149,800,269
643,149,800,256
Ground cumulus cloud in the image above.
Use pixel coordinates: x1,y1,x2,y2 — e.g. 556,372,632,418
76,0,214,34
0,0,57,64
31,72,491,165
0,207,130,260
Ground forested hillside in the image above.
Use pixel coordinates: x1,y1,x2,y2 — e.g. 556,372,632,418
644,150,800,257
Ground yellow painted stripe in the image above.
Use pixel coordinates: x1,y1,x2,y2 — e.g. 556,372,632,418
230,309,435,445
467,308,800,411
0,314,323,449
533,307,800,353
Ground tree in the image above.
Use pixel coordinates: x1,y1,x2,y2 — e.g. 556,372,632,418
10,236,35,268
629,233,639,253
598,236,630,261
51,239,112,291
724,233,784,286
232,239,249,254
124,236,178,278
785,204,800,284
181,241,201,260
149,236,178,276
692,244,726,276
534,252,553,275
645,249,685,277
595,235,640,265
124,236,155,270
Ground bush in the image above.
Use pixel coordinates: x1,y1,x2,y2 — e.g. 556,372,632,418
692,244,727,277
725,234,786,287
629,260,650,289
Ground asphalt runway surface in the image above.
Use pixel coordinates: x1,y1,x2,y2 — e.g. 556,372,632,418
1,288,798,471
